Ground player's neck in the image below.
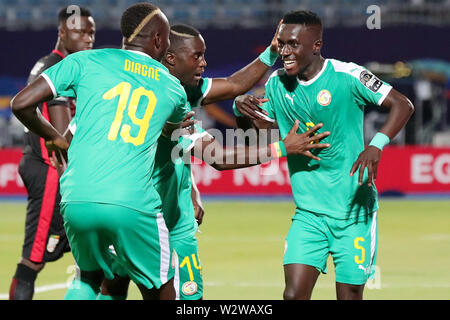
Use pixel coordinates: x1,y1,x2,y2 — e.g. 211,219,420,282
297,56,325,82
122,39,160,62
54,40,69,57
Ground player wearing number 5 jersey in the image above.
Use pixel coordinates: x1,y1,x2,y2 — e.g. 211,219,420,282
235,11,414,300
11,3,188,300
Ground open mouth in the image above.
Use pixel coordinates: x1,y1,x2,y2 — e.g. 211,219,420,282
283,59,297,70
194,72,203,80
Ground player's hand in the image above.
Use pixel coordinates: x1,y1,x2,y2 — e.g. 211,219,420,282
45,134,69,167
283,121,330,160
193,199,205,226
270,19,283,53
350,146,382,187
235,94,271,122
181,111,196,128
191,188,205,226
178,111,196,136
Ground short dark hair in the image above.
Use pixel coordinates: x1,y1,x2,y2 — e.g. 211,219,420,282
171,24,200,37
169,24,201,51
120,2,159,39
58,5,92,23
282,10,322,27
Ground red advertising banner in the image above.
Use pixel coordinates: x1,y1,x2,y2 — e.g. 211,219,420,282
0,148,25,196
1,146,449,197
192,146,450,196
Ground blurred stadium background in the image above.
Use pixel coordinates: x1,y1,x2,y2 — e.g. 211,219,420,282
0,0,449,300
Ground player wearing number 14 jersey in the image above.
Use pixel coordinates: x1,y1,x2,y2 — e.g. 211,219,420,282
11,3,187,300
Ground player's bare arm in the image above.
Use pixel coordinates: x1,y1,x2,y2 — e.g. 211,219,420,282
350,88,414,186
190,121,330,171
191,171,205,225
48,104,71,135
201,21,282,106
11,76,70,161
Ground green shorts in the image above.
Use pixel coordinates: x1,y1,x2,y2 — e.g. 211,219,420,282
172,234,203,300
108,233,203,300
283,209,378,285
61,202,174,290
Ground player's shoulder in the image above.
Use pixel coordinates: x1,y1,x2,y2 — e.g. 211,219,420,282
328,58,367,79
28,52,63,82
265,68,287,85
157,68,187,102
264,68,298,92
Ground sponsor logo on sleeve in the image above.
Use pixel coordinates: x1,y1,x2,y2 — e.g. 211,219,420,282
359,70,383,92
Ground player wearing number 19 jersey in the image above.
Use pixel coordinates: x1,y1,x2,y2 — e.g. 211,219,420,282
11,4,188,300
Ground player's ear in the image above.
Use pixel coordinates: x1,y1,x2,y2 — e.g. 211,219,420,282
165,51,176,67
58,23,68,41
313,39,322,55
154,32,162,50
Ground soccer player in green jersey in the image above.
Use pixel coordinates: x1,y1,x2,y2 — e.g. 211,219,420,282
99,22,330,300
11,3,189,300
234,11,414,300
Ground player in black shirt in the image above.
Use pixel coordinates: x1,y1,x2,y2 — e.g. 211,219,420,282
9,6,95,300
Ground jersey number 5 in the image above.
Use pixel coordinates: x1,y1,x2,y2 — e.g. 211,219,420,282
103,81,156,146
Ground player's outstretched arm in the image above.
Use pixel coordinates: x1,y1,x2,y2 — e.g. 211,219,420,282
11,76,69,161
350,88,414,186
191,121,330,171
201,21,282,105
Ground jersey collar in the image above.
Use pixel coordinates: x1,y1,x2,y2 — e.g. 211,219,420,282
297,59,329,86
52,49,65,59
125,49,169,73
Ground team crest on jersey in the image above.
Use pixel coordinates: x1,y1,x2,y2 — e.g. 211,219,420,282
46,235,60,253
317,89,332,106
359,70,383,93
182,281,198,296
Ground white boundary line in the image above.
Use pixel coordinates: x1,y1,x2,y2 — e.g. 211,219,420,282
1,281,450,299
0,282,69,300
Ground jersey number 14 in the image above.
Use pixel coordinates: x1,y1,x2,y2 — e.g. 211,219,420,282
102,81,156,146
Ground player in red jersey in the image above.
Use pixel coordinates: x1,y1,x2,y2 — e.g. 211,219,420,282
9,6,95,300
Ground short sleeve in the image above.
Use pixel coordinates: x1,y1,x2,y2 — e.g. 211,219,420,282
41,54,83,99
348,64,392,106
184,77,212,108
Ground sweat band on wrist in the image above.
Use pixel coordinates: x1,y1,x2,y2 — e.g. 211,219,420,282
258,45,279,67
232,100,244,117
270,141,287,158
369,132,390,151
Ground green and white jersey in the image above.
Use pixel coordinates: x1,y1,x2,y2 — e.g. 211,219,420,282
261,59,392,219
42,48,188,214
153,78,211,240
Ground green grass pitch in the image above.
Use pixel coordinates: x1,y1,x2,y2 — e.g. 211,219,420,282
1,199,449,300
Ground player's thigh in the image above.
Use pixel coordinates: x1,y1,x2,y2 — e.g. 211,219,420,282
329,212,378,285
283,210,329,275
172,235,203,300
60,202,114,275
112,211,174,291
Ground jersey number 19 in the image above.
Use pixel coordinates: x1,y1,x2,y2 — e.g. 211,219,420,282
103,81,156,146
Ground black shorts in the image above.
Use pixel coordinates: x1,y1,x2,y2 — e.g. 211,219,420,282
18,155,70,264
